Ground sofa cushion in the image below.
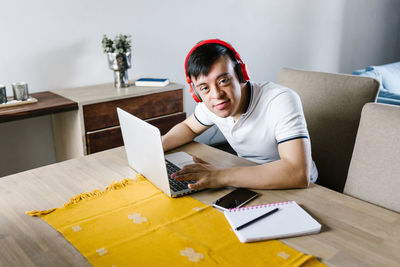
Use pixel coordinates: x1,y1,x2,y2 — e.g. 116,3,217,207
365,62,400,93
353,62,400,94
353,62,400,105
344,103,400,212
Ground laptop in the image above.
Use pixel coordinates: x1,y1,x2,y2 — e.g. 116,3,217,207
117,107,199,197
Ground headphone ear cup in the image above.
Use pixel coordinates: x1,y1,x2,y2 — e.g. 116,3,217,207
189,84,202,103
241,63,250,81
235,64,246,83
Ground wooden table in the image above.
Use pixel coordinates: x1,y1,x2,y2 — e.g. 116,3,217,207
0,143,399,266
0,91,77,123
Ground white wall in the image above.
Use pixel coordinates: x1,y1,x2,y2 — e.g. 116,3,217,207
1,0,399,176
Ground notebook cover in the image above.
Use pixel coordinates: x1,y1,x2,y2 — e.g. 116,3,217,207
224,201,321,243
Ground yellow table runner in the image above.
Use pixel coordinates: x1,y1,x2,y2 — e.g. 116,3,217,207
27,175,326,267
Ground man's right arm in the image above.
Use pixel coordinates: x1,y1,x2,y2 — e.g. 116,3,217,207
161,114,210,151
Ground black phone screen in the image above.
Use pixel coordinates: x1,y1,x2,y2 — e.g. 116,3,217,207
212,188,258,210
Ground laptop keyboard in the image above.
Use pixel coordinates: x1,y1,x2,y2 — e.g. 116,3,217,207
165,159,195,192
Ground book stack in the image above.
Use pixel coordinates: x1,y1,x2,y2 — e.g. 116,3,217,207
135,78,170,87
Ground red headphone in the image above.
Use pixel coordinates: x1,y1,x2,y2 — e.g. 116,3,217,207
184,39,250,103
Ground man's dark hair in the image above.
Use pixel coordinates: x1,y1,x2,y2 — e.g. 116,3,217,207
186,43,240,81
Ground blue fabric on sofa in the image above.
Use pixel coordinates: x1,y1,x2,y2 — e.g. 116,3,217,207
353,62,400,105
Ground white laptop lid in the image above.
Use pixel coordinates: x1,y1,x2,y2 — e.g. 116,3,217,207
117,108,172,197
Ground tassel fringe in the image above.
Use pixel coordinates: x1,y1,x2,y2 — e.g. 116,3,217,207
26,175,144,217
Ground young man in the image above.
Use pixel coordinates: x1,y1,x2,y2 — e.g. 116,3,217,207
162,39,318,190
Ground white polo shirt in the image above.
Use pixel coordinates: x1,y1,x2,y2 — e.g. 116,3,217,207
194,81,318,182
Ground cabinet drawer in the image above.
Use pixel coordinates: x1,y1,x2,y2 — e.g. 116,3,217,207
86,112,186,154
83,89,183,132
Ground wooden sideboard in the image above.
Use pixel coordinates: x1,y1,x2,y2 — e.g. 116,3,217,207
51,82,186,161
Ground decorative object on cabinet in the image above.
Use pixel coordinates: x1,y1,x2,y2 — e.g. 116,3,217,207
0,82,39,109
0,85,7,104
102,34,132,88
0,97,38,109
12,82,30,101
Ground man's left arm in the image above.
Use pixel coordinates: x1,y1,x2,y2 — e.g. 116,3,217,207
172,138,311,190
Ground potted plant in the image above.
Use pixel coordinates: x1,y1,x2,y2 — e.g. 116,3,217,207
102,34,132,88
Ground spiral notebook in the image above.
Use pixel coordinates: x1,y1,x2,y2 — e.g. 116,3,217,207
224,201,321,243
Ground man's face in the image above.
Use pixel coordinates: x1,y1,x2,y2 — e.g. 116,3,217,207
192,55,246,119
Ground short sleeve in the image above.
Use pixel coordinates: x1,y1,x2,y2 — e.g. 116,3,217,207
270,90,309,143
194,103,215,127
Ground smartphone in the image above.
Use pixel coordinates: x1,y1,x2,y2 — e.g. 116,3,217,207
212,188,259,211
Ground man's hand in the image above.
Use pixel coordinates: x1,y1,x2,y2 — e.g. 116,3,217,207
171,156,226,190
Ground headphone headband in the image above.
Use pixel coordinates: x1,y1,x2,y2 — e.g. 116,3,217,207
184,39,250,103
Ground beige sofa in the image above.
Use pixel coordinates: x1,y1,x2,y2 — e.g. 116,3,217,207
344,103,400,212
